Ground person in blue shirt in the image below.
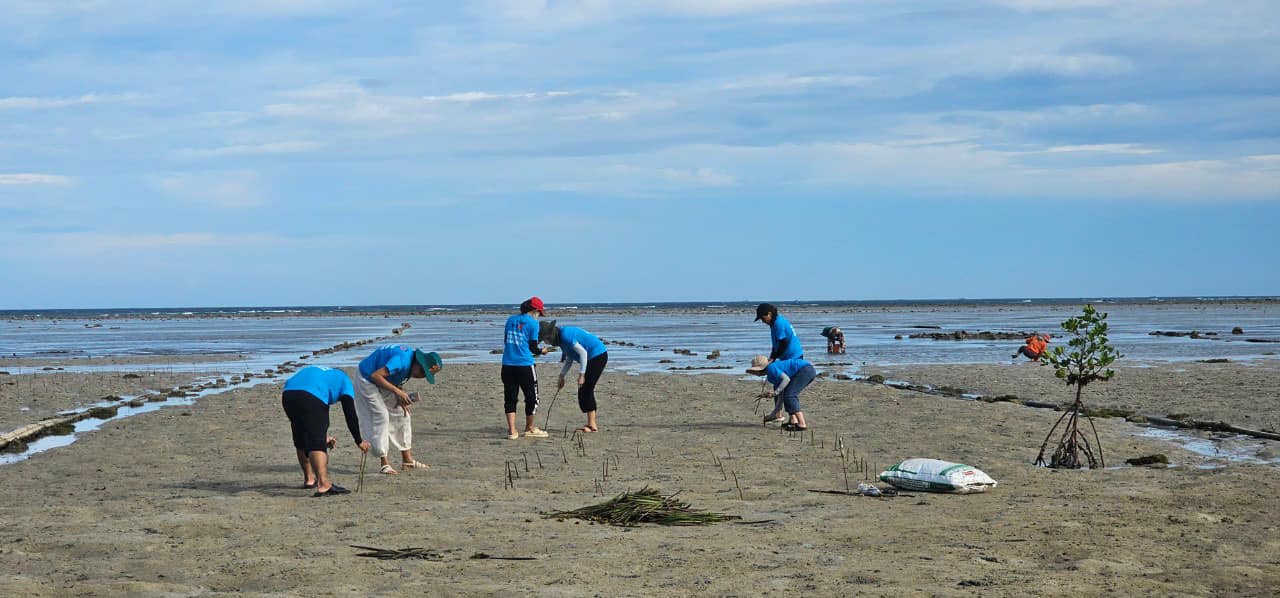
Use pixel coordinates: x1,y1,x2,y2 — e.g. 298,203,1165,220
354,345,442,475
281,365,370,497
747,355,814,431
501,297,551,440
540,321,609,433
755,303,803,362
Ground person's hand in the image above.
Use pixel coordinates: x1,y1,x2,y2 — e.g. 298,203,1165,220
557,376,565,390
764,390,775,398
326,436,337,449
577,374,586,386
541,347,551,355
358,440,370,453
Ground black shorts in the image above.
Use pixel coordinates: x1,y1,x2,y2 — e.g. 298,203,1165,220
282,390,330,452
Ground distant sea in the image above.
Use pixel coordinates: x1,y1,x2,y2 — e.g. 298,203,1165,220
2,298,1277,376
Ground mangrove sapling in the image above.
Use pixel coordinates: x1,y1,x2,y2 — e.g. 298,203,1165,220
1035,304,1123,469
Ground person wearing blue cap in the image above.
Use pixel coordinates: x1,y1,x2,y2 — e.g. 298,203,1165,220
755,303,803,362
281,365,370,497
353,344,442,475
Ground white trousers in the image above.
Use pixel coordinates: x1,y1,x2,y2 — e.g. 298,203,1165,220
354,375,412,459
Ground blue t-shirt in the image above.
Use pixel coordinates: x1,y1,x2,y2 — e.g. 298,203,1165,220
558,326,607,364
503,313,540,366
765,358,812,388
358,344,414,386
283,365,355,406
771,314,804,360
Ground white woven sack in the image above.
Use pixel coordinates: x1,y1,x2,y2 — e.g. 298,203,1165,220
879,458,998,494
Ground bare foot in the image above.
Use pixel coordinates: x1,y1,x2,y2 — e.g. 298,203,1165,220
576,425,598,433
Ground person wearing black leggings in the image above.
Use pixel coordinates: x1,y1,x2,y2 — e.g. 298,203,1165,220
542,321,609,433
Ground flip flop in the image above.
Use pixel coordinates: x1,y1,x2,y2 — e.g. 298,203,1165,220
313,484,351,497
782,423,809,432
575,425,598,433
523,428,550,438
302,482,317,489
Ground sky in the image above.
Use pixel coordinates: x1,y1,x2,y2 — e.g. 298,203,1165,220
1,0,1278,309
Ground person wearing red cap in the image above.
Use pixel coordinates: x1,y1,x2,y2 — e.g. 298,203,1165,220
501,297,551,439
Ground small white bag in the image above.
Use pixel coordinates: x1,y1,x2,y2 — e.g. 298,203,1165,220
879,458,998,494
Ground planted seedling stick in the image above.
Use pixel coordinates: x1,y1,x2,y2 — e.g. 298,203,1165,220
522,453,530,473
732,470,744,500
561,446,569,464
535,449,543,469
357,451,367,493
542,387,561,430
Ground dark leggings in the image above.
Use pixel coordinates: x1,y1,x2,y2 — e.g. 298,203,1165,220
501,364,539,416
1016,346,1042,360
282,391,329,453
578,352,609,413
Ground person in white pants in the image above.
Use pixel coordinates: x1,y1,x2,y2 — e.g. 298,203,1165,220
354,345,441,475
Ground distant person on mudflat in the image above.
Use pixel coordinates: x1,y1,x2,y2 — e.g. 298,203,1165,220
821,326,846,354
502,297,552,440
748,355,814,431
755,303,804,362
540,321,609,433
280,365,369,497
1013,333,1051,362
354,345,442,475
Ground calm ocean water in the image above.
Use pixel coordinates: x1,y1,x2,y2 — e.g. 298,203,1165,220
1,299,1277,376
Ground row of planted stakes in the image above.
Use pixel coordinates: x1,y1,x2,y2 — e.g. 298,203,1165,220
0,324,412,454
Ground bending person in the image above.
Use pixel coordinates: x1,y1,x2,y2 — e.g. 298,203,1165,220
542,321,609,433
1013,332,1050,362
748,355,815,432
281,365,369,497
501,297,551,439
354,344,442,475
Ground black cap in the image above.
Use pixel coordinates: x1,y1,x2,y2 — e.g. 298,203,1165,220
754,303,777,322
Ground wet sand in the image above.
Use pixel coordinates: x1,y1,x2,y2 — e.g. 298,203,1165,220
1,362,1278,596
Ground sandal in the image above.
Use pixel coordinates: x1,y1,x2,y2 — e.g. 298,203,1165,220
762,414,785,425
523,428,549,438
379,464,399,475
782,423,809,432
313,484,351,497
401,461,429,469
302,482,317,489
575,425,598,433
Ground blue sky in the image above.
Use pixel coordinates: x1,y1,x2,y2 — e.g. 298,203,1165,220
1,0,1277,309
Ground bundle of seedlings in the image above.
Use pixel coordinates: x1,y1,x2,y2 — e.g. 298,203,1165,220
547,487,739,526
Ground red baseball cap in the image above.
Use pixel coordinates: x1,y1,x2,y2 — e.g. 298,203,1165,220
525,296,545,316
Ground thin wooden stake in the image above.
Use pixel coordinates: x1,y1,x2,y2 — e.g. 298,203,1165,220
732,470,744,500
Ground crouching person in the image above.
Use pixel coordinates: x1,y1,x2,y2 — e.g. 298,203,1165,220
748,355,815,432
281,365,369,497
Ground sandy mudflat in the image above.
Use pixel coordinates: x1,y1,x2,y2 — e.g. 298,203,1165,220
871,360,1280,430
0,371,224,426
1,362,1278,596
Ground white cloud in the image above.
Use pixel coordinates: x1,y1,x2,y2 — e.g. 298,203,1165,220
1007,53,1133,78
479,0,840,25
175,141,325,159
0,92,143,110
719,74,873,91
152,171,267,208
1043,143,1161,154
66,232,278,250
0,173,73,185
